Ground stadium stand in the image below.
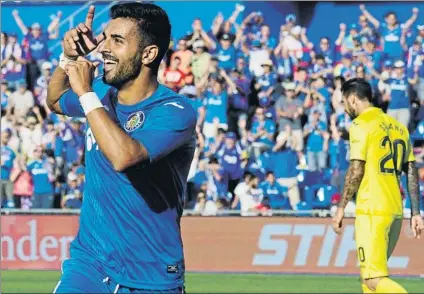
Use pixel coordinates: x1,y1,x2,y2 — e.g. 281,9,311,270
1,1,423,216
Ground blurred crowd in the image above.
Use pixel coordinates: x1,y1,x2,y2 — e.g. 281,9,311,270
1,4,424,216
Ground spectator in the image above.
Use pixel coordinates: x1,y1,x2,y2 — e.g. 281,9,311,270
270,127,300,209
7,80,34,120
329,128,350,192
259,171,287,205
232,173,268,216
55,120,84,176
27,146,54,209
12,9,61,89
10,155,33,209
294,67,310,102
1,33,27,88
225,69,249,133
34,61,52,105
359,5,418,60
206,156,229,206
216,132,243,198
191,40,211,86
212,4,245,43
19,114,43,157
313,37,336,66
282,25,304,63
75,166,85,192
162,57,186,91
210,33,238,71
1,130,16,208
41,119,57,152
410,48,423,104
61,173,82,209
193,190,206,215
202,78,229,139
234,57,252,82
362,37,385,72
250,106,276,158
337,53,355,80
275,82,304,152
171,39,193,75
304,110,330,172
341,24,361,52
0,32,6,61
382,60,410,127
242,11,265,40
186,17,217,50
255,59,277,101
274,43,294,81
358,13,376,39
280,14,297,41
306,78,330,124
246,39,270,77
1,80,11,115
259,24,277,53
62,189,82,209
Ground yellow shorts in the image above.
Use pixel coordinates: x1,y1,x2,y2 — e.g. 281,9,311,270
355,214,402,280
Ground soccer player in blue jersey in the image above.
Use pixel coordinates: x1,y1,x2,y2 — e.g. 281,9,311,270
47,3,196,293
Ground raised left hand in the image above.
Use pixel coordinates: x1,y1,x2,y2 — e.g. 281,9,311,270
65,56,99,96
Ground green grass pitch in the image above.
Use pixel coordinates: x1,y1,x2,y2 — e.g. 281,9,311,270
1,271,424,293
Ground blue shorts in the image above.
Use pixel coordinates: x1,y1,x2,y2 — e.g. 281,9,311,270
54,258,185,293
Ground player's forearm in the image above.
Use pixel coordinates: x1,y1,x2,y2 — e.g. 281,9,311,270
86,109,149,172
406,161,421,216
47,67,70,115
338,160,365,209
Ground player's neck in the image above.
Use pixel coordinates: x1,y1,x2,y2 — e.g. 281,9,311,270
117,73,159,106
357,103,374,116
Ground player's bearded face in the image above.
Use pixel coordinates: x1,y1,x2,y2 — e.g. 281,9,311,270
103,51,142,89
101,19,143,89
343,94,357,119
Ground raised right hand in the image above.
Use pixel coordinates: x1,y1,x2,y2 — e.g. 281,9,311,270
63,5,105,59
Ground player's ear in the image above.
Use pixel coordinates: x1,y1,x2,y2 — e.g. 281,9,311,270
141,45,159,66
348,94,356,106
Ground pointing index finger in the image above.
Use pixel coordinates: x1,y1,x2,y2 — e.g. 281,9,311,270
95,32,105,45
85,5,95,30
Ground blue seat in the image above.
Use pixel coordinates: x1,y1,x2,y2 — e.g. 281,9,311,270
295,201,313,217
268,187,292,210
304,184,335,209
322,168,333,185
304,170,323,186
298,170,324,192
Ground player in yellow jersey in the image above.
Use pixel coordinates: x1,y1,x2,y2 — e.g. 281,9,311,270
331,78,424,293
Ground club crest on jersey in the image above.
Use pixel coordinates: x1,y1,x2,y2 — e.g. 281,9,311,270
125,111,145,132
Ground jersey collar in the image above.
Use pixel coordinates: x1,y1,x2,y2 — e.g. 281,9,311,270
358,107,382,118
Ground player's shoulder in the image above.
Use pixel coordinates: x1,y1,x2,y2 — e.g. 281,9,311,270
156,85,196,114
352,107,384,130
149,85,197,128
350,117,368,133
